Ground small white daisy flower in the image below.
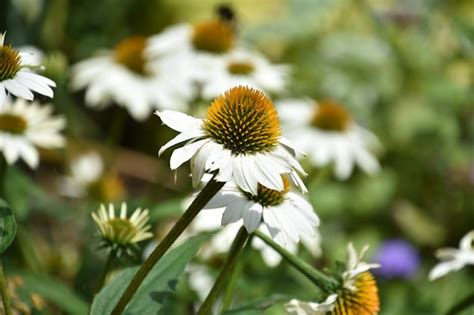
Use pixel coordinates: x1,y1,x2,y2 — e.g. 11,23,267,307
198,48,289,99
71,36,195,121
0,97,65,168
277,99,381,180
202,177,319,248
0,32,56,108
429,230,474,281
157,86,308,195
285,243,380,315
285,294,337,315
92,203,153,253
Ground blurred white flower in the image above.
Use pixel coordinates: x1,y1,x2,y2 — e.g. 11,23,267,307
198,48,289,99
157,86,307,195
70,36,195,121
285,294,337,315
202,177,319,249
147,20,235,67
0,97,65,168
429,230,474,281
0,33,56,108
277,99,381,180
58,152,104,198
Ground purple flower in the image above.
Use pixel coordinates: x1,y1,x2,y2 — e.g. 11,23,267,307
373,239,420,279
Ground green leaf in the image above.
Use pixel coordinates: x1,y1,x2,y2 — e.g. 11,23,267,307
91,233,210,315
17,272,89,315
0,199,17,254
224,295,290,314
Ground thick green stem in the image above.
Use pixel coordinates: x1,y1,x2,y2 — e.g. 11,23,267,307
220,234,252,312
0,259,12,315
112,179,225,314
197,227,249,315
447,293,474,315
254,230,338,292
94,249,116,295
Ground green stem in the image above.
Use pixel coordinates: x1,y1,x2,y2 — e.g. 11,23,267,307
112,179,225,314
254,230,338,292
94,249,116,295
447,293,474,315
198,227,249,315
220,234,253,312
0,258,12,315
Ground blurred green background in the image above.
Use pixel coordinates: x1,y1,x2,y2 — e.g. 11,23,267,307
1,0,473,314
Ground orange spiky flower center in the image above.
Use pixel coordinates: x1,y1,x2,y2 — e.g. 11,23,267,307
192,20,235,54
311,100,351,132
0,44,22,81
202,86,281,155
0,113,27,134
114,36,148,75
331,272,380,315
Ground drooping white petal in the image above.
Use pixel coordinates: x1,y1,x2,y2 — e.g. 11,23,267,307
242,202,263,233
169,139,207,170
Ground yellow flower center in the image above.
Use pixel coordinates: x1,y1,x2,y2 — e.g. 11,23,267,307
0,113,27,134
202,86,281,155
227,61,254,75
0,44,22,81
88,173,126,202
332,272,380,315
311,100,351,132
107,218,136,245
192,20,235,54
244,177,290,206
114,36,148,75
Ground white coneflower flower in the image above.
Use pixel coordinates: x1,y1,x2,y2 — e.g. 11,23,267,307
186,199,321,267
198,48,289,100
157,86,308,195
285,243,380,315
277,99,381,180
147,19,235,59
202,177,319,248
429,230,474,281
0,97,65,168
92,203,153,254
0,32,56,108
70,36,195,121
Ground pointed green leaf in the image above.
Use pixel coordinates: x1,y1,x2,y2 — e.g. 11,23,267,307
0,199,17,254
91,233,210,315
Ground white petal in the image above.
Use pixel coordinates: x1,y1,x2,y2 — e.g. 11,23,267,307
429,261,464,281
159,129,205,156
242,202,263,233
0,86,5,109
155,110,202,132
3,79,34,100
15,71,55,97
254,154,284,191
221,197,248,225
459,230,474,250
169,139,206,170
